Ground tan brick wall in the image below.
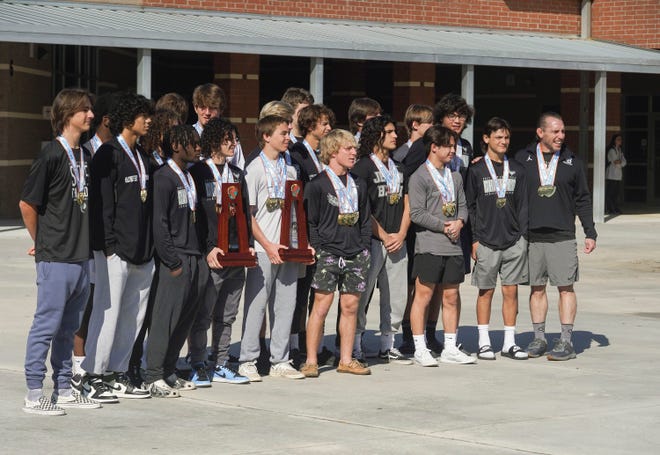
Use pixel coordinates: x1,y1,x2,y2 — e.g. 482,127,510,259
592,0,660,48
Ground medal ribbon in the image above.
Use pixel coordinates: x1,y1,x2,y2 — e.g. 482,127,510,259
483,154,510,199
205,158,234,206
324,168,358,214
89,134,102,155
369,153,400,196
303,139,324,173
536,143,560,186
117,135,147,194
259,151,286,199
167,159,197,212
152,150,164,166
56,136,85,196
425,159,455,203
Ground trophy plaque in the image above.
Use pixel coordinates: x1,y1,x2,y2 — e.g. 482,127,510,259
216,182,257,268
279,180,314,263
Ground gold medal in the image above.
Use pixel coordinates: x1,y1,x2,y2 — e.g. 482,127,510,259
387,193,400,205
140,188,148,203
338,212,359,226
442,202,457,217
191,210,196,224
266,197,283,212
215,204,222,214
76,192,85,206
496,197,507,208
537,185,556,198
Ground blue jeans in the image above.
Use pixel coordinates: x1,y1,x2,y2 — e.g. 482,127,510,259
24,261,90,390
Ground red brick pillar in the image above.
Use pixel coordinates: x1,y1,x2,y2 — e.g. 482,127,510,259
213,53,260,153
392,62,436,142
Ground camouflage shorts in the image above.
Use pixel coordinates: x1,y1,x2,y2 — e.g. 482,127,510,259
311,248,370,294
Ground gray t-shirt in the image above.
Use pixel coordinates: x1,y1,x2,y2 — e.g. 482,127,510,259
245,153,298,253
408,164,468,257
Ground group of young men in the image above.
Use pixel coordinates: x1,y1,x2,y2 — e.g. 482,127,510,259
20,83,597,416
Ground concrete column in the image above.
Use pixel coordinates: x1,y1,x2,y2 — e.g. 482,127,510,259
310,57,324,104
136,48,151,99
593,71,607,223
461,64,475,147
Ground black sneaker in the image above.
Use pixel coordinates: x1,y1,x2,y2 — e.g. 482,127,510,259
426,336,444,357
378,348,413,365
397,340,415,355
104,372,151,399
126,364,144,388
82,375,119,403
71,373,85,392
317,346,336,366
527,338,548,358
547,339,576,361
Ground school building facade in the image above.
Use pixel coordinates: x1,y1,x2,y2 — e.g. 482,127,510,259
0,0,658,218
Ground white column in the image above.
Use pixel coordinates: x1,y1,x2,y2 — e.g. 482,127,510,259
593,71,607,223
137,48,152,99
310,57,324,104
461,64,475,147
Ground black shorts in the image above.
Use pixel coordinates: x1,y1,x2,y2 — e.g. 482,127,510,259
412,254,465,285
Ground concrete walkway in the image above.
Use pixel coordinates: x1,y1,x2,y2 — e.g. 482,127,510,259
0,213,658,454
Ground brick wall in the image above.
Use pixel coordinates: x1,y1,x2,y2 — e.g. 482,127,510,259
71,0,582,35
592,0,660,48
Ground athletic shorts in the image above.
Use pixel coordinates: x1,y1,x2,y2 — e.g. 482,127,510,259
528,239,578,287
471,237,528,289
412,254,464,285
312,248,370,294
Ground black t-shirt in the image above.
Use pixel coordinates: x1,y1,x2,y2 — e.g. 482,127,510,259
304,171,371,257
189,160,253,256
21,140,91,263
465,157,528,250
351,155,407,235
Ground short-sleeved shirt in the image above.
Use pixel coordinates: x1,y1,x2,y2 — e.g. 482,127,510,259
21,140,91,263
351,156,407,235
245,153,298,253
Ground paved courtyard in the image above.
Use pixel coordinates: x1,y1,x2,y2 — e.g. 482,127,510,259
0,212,658,454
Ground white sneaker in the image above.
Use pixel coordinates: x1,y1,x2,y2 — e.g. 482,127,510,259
414,348,439,367
270,361,305,379
440,347,477,364
238,361,262,382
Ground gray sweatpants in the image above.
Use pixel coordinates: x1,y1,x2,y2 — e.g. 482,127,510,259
25,261,90,390
188,266,246,365
240,253,298,365
82,251,154,375
356,239,408,335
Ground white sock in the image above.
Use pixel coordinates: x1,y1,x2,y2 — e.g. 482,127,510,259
444,333,457,350
72,355,85,376
289,334,299,351
380,333,394,352
477,325,491,348
503,326,516,351
413,334,427,353
353,333,362,356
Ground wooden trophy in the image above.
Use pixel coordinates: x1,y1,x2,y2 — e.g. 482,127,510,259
279,180,314,263
216,182,257,268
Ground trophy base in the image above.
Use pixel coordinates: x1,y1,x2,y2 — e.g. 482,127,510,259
279,248,314,263
218,252,257,268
